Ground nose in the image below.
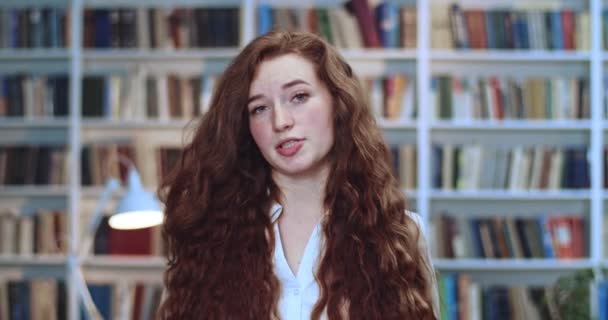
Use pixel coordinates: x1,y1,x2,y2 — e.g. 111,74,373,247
272,104,294,132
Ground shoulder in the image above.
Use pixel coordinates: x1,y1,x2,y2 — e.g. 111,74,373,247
404,210,427,238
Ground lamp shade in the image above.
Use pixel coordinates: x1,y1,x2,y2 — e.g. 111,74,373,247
108,167,163,230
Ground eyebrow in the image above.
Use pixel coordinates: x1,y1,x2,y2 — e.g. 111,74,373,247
247,79,311,105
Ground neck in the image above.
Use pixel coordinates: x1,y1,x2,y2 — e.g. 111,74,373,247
272,165,329,222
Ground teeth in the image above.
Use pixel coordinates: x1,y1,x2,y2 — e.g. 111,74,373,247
281,140,298,148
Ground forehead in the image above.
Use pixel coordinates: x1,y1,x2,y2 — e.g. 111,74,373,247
250,53,319,92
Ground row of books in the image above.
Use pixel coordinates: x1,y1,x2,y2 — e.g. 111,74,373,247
83,8,239,49
438,273,560,320
0,74,69,118
81,144,181,188
0,278,163,320
435,5,590,50
0,146,68,186
0,210,66,256
257,2,416,49
0,72,597,122
432,76,590,121
0,8,69,49
82,74,215,120
389,144,417,190
431,145,590,190
0,278,67,320
82,73,415,122
82,282,163,320
363,75,417,121
431,213,586,260
0,205,163,257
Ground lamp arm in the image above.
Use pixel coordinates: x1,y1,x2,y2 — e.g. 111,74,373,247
79,177,120,258
74,265,104,320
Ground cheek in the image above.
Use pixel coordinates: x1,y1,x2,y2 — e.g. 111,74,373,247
249,120,270,149
308,105,334,137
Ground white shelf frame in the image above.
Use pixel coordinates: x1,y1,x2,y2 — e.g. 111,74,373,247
0,0,606,318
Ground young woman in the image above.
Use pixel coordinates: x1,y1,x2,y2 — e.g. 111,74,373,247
158,31,439,319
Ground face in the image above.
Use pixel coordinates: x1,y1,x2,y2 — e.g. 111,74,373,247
248,53,334,179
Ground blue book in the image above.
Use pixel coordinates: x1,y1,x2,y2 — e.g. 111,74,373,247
599,282,607,320
8,280,30,320
538,216,555,258
442,273,458,320
551,10,563,50
512,12,529,49
257,4,273,36
81,284,112,320
375,2,400,48
519,13,530,49
485,11,496,49
94,10,111,48
10,9,19,48
470,219,484,258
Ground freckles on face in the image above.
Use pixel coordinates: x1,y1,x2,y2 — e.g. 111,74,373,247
246,53,335,177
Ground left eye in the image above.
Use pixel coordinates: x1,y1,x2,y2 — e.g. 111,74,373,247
292,93,309,104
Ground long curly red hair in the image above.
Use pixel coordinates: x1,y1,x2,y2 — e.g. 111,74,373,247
158,31,437,319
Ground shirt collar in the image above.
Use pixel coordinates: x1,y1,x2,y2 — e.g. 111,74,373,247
270,202,282,223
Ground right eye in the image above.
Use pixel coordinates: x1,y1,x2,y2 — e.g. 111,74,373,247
250,105,268,115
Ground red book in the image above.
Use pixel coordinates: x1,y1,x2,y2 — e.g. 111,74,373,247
108,227,152,255
549,216,575,259
489,77,504,119
350,0,381,48
561,10,575,50
570,216,585,258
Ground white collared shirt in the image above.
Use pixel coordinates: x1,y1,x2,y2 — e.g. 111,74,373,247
271,203,322,320
270,203,430,320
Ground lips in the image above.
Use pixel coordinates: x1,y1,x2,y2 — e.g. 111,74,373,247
276,138,304,157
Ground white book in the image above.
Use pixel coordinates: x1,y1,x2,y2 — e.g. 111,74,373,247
451,77,467,121
18,215,34,255
200,76,216,114
481,148,496,189
120,74,136,120
399,145,416,190
469,282,482,320
508,147,524,190
330,7,363,49
518,148,532,190
154,9,171,49
0,214,16,254
483,79,495,120
528,146,545,190
370,79,383,119
399,76,416,121
526,11,539,50
31,278,58,320
32,76,46,117
548,148,564,190
136,8,149,49
109,75,122,120
132,69,147,120
0,278,8,320
469,145,483,190
327,9,346,48
552,77,566,119
180,76,194,119
23,76,35,119
576,12,590,51
156,75,170,122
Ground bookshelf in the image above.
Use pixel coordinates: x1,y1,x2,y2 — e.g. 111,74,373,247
0,0,606,318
